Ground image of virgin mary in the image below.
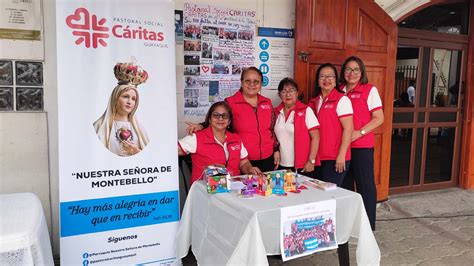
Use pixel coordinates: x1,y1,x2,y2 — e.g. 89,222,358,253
93,62,150,156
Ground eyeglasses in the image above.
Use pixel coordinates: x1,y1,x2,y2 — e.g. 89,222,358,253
344,67,361,74
319,75,336,81
244,79,261,86
211,112,230,120
280,88,297,95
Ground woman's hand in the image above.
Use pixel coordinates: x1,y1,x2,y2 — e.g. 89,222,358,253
273,151,280,170
248,166,261,175
122,140,140,155
335,154,346,173
185,122,203,134
240,159,261,175
302,161,315,173
351,130,363,142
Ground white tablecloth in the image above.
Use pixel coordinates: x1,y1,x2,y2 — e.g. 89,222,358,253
0,193,54,266
176,179,380,265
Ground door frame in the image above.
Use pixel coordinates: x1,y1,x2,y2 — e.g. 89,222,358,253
390,28,468,194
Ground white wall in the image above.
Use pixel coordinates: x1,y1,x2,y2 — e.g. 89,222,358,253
43,0,59,257
0,112,52,231
0,0,295,258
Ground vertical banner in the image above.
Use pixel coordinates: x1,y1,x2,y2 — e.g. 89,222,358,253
56,1,179,265
256,27,294,89
183,3,256,117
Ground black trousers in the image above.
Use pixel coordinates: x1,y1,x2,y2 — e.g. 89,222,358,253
342,148,377,230
315,160,350,186
250,155,275,172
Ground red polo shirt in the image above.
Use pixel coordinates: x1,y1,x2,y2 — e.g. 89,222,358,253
343,83,382,148
225,91,274,161
309,89,353,161
274,101,319,168
178,127,248,184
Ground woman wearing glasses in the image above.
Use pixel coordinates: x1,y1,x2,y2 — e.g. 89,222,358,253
340,56,384,230
308,63,353,186
178,101,261,184
274,78,320,173
186,67,278,172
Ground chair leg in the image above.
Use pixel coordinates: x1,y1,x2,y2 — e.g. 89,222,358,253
179,157,189,195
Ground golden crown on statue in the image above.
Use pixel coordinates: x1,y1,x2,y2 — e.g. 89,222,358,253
113,62,149,86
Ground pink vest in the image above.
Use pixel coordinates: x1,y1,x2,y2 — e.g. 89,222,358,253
190,127,242,184
344,83,379,148
274,101,314,169
309,89,351,161
226,91,274,160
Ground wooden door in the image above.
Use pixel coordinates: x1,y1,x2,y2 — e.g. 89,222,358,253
294,0,397,201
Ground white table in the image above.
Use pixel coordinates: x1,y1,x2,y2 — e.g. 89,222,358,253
176,180,380,265
0,193,54,266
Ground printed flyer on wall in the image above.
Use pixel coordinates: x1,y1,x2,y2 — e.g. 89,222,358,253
56,0,179,265
256,27,294,89
183,3,256,117
280,200,337,261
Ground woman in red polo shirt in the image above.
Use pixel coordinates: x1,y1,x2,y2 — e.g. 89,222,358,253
178,101,261,184
340,56,384,230
308,63,353,186
274,77,320,173
187,67,278,172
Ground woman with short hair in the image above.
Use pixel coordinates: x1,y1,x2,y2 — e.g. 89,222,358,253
274,77,320,173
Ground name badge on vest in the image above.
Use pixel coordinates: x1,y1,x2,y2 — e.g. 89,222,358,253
229,144,241,151
324,103,334,109
350,93,361,99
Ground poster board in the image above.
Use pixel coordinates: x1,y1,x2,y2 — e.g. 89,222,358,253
182,3,256,117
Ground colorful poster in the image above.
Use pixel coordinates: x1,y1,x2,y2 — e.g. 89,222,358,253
183,3,256,117
56,0,179,265
256,27,294,89
280,200,337,261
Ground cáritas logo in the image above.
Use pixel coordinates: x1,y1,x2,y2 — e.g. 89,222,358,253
65,7,166,49
66,8,109,48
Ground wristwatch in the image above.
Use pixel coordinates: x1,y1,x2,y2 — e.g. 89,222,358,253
309,159,316,164
360,129,366,136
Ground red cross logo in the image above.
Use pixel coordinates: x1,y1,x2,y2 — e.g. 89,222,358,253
66,8,109,48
